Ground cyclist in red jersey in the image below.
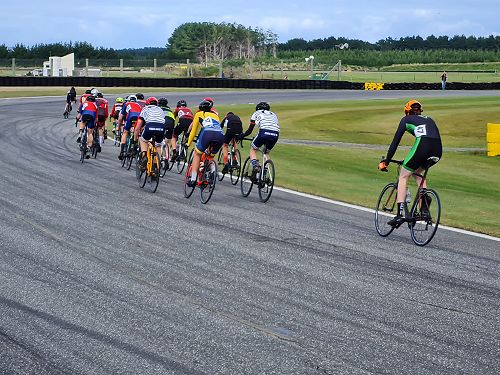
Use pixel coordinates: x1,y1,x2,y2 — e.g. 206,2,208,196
171,99,194,161
95,93,109,152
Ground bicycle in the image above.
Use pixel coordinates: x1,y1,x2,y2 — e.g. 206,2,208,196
375,157,441,246
63,102,72,119
89,126,100,159
159,140,171,177
240,140,275,203
135,140,161,193
112,120,122,147
183,143,218,204
78,122,91,163
217,137,242,185
174,132,190,174
121,122,137,170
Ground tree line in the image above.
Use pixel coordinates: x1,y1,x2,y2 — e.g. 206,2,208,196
1,22,499,64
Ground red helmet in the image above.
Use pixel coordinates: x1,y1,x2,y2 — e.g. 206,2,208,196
146,96,158,106
203,97,214,104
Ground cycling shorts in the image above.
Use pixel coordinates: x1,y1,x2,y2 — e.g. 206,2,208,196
224,128,242,145
81,113,96,129
173,117,192,138
124,113,139,131
403,137,442,172
164,118,175,139
195,128,225,156
141,122,167,146
251,129,279,152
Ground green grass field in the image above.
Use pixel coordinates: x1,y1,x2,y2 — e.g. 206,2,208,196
3,87,499,237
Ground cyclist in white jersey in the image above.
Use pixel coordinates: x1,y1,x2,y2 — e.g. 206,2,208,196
136,97,166,169
238,102,279,179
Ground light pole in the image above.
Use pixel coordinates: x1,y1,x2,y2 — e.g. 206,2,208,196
305,55,314,79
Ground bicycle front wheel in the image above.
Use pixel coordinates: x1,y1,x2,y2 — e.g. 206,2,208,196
136,154,147,188
258,159,275,203
217,149,226,182
375,182,398,237
230,149,241,185
410,189,441,246
183,164,196,198
200,159,217,204
240,157,253,197
176,145,189,174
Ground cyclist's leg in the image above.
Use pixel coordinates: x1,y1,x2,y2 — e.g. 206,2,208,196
87,119,96,148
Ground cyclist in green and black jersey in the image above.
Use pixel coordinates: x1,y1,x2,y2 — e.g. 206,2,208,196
379,100,442,227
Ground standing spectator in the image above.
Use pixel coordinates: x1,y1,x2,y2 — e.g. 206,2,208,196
440,71,447,90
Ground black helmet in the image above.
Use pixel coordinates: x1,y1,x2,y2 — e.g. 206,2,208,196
158,97,168,107
136,93,144,100
177,99,187,107
85,89,92,94
198,100,213,112
256,102,270,111
86,95,95,102
96,92,103,98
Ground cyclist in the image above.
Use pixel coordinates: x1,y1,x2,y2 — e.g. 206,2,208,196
186,100,224,187
64,90,72,117
171,99,194,161
95,92,109,152
238,102,280,181
157,97,175,160
136,97,166,170
69,86,77,103
109,97,124,133
378,100,442,227
220,112,243,174
76,95,98,154
118,95,142,160
136,93,147,109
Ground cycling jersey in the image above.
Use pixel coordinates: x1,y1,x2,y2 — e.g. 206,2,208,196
121,101,142,131
250,109,280,133
80,102,98,129
222,113,243,144
174,106,194,120
187,111,224,154
160,106,176,139
386,114,442,172
139,105,166,145
110,103,123,120
95,98,109,125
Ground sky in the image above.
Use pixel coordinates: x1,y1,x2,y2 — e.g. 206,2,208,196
1,0,499,49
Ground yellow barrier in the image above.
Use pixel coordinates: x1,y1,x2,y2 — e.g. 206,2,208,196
486,123,500,156
364,82,384,90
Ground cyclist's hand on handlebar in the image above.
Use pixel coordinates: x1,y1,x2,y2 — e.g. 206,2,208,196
378,160,389,172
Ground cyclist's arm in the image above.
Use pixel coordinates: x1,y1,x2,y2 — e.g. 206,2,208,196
186,117,200,146
240,121,256,138
386,118,407,162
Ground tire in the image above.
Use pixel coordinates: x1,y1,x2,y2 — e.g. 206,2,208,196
240,157,253,197
183,164,196,198
126,143,135,170
230,149,242,185
258,159,275,203
217,149,225,182
79,132,88,163
136,154,147,188
176,145,189,174
375,183,398,237
148,153,160,193
200,159,217,204
410,189,441,246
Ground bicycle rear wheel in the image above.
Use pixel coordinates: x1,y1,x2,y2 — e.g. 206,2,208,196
126,144,135,170
176,145,189,174
217,149,225,182
229,149,241,185
79,132,88,163
410,189,441,246
183,164,196,198
148,153,160,193
240,157,253,197
258,159,275,203
200,159,217,204
375,182,398,237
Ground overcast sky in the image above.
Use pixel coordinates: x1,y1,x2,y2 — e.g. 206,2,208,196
2,0,498,49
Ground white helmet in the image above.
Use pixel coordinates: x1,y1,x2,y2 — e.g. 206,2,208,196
90,88,99,96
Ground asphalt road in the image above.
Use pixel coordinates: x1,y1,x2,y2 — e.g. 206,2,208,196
0,92,499,375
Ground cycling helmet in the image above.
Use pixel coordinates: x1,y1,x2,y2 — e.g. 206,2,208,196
158,97,168,107
146,96,158,106
198,100,213,112
404,99,422,115
127,95,137,102
86,95,96,102
96,92,103,98
256,102,270,111
116,97,124,103
90,88,99,96
177,99,187,107
85,89,92,94
203,97,214,104
136,93,145,100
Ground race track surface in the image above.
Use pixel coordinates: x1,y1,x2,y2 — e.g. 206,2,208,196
0,91,499,375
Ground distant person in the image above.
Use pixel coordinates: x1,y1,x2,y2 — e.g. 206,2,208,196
440,71,447,90
69,86,77,103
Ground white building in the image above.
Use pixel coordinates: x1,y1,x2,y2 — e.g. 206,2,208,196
43,53,75,77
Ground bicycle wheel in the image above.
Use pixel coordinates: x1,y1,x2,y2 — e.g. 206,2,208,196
79,132,88,163
229,149,241,185
136,153,147,188
126,144,135,170
375,182,398,237
258,159,275,203
200,159,217,204
217,148,225,182
410,189,441,246
148,153,160,193
240,157,253,197
91,134,99,159
176,145,189,174
183,164,196,198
